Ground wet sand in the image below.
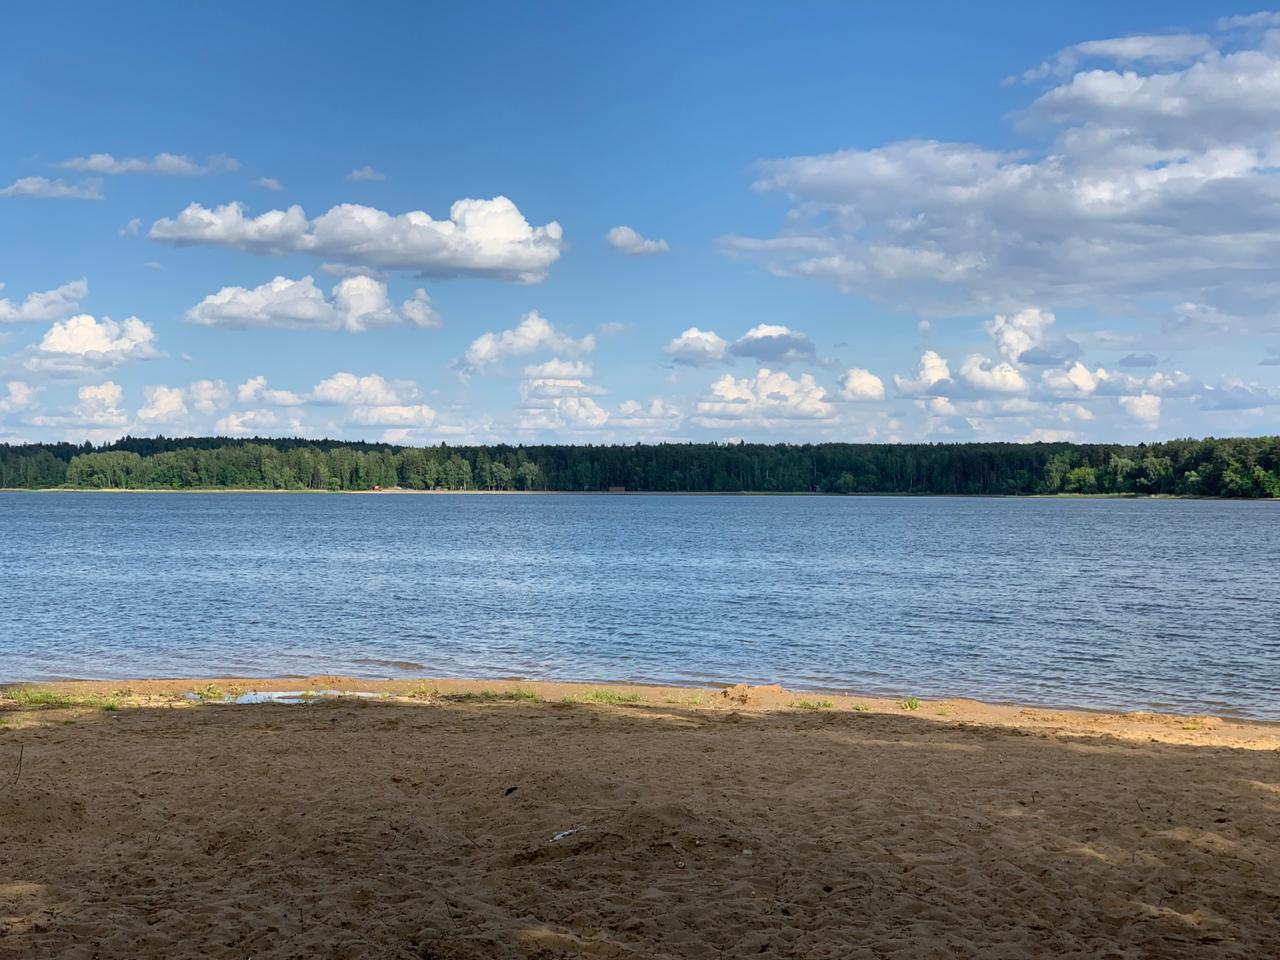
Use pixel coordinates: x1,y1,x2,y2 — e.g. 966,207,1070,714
1,677,1277,958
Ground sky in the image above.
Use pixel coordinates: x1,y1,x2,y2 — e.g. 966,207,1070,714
2,1,1279,447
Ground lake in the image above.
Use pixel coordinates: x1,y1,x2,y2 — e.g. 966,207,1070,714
1,492,1277,718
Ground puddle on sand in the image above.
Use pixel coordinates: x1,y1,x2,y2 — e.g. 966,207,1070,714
183,689,382,705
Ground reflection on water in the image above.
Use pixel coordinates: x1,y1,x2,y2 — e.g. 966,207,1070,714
2,492,1277,719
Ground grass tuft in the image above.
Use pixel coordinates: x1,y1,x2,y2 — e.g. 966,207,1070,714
791,699,834,710
851,703,868,712
899,696,921,711
578,690,642,705
3,687,122,711
444,688,541,703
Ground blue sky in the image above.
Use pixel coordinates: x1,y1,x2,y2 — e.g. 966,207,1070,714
2,2,1279,445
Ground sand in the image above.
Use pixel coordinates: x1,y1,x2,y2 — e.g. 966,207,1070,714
1,677,1277,959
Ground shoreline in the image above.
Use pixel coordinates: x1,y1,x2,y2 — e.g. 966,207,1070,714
3,673,1277,957
4,673,1275,725
5,675,1277,746
1,485,1267,501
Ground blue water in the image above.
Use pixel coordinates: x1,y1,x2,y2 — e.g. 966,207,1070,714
1,492,1277,719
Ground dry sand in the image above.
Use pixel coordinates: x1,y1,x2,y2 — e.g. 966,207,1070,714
1,677,1277,959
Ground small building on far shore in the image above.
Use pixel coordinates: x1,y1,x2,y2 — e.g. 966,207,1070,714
608,486,626,494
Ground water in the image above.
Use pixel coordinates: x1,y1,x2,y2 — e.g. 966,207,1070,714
2,492,1277,719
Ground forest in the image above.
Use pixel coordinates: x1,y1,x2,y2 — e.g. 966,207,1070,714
1,435,1278,497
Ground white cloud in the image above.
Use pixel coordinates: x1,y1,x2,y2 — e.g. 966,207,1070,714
722,21,1280,322
1197,378,1280,410
1041,361,1109,397
120,218,142,237
29,314,158,371
215,409,286,436
1015,34,1212,83
256,177,284,191
894,350,951,395
612,398,683,431
984,308,1078,365
1119,393,1161,425
556,396,610,427
0,278,87,324
520,378,608,401
189,379,231,414
664,327,728,366
695,368,835,425
77,382,126,424
838,367,885,401
149,196,562,282
729,323,817,363
0,177,101,200
958,354,1029,394
137,385,188,423
0,381,35,412
347,166,385,182
606,225,669,255
461,312,594,373
187,275,440,333
59,153,238,176
310,372,413,406
348,403,436,427
524,358,593,378
236,375,302,406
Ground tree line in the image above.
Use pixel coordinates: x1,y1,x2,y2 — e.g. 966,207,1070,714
0,435,1278,497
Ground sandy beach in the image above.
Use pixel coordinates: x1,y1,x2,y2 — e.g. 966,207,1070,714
1,677,1277,959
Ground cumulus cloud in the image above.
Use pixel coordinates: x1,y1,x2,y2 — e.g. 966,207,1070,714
310,372,414,406
189,379,231,414
1119,393,1161,425
34,382,127,427
611,398,683,431
256,177,284,191
0,177,102,200
28,314,158,372
524,358,593,379
728,324,817,364
215,409,293,437
520,378,608,402
664,327,728,366
838,367,885,401
347,166,385,182
59,153,238,176
606,225,669,255
460,312,594,374
149,196,563,282
1196,378,1280,410
695,368,835,425
893,350,952,395
0,278,87,324
137,385,188,423
348,403,436,427
1014,34,1212,83
0,381,35,412
958,354,1029,394
186,275,440,332
237,375,302,406
722,20,1280,322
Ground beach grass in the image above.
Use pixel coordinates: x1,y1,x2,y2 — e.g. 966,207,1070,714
443,688,541,703
577,689,643,704
2,686,121,711
899,696,922,711
790,699,834,710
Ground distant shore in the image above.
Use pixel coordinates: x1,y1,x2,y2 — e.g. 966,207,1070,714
3,674,1276,958
0,485,1259,500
